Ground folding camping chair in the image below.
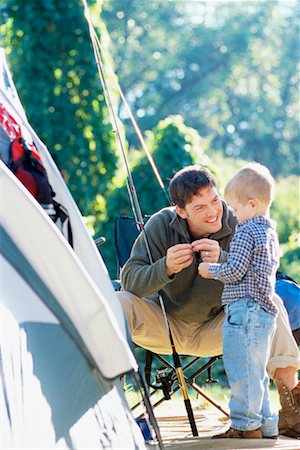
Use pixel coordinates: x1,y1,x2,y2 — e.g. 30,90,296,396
114,216,229,418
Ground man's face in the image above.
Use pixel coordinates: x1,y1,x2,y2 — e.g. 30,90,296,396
176,186,223,238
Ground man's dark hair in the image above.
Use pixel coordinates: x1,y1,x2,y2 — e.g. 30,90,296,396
169,165,217,208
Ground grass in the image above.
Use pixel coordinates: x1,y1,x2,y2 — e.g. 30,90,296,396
124,378,281,417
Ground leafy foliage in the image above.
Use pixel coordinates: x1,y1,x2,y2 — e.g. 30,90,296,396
102,0,299,176
0,0,118,219
127,115,210,216
271,176,300,244
279,240,300,284
271,176,300,282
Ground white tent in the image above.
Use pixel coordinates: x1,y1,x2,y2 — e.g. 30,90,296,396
0,48,147,449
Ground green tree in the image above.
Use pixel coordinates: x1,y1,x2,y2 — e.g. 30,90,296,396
210,3,300,176
102,0,299,176
0,0,118,221
271,175,300,282
279,235,300,283
100,115,211,277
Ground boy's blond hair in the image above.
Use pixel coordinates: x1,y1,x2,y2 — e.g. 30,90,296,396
224,162,275,206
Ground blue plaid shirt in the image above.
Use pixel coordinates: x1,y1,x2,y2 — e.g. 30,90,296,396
208,216,280,315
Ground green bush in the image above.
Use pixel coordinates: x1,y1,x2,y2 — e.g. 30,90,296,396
279,232,300,283
271,176,300,244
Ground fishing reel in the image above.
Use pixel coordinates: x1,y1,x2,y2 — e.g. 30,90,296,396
155,367,174,400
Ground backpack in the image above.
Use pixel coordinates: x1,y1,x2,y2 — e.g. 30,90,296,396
276,270,298,285
276,271,300,332
0,103,73,247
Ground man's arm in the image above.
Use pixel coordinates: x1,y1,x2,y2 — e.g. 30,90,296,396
121,215,193,297
121,249,171,298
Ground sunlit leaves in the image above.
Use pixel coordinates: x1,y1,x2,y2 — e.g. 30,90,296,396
1,0,118,220
102,0,299,176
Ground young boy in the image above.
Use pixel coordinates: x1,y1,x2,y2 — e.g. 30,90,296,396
198,162,280,439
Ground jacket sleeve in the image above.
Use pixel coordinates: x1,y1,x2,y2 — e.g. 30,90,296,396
120,216,175,298
219,248,228,263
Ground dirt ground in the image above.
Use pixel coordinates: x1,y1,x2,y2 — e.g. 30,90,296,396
144,400,300,450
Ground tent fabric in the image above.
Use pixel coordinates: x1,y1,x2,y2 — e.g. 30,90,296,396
0,47,128,335
0,166,145,449
0,158,137,379
1,297,145,449
0,48,138,378
0,48,147,448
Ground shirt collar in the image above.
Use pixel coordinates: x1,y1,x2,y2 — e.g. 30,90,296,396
237,215,275,230
169,209,190,240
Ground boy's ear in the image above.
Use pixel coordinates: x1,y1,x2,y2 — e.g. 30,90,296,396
176,204,187,219
249,198,259,209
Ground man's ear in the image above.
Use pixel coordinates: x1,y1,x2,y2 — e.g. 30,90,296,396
176,204,187,219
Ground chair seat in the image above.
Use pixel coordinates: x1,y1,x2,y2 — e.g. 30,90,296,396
109,216,229,435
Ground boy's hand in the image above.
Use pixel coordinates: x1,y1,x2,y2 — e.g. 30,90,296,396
198,262,212,278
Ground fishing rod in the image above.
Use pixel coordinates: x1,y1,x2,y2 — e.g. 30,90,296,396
83,7,172,209
82,2,163,447
87,11,191,244
82,0,198,438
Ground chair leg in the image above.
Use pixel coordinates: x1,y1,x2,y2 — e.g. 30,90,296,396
140,353,229,418
206,366,218,383
147,372,229,418
144,350,153,386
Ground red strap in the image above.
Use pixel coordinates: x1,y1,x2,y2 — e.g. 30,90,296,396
0,104,43,163
0,103,21,140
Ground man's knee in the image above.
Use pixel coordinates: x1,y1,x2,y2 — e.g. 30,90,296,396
267,293,300,376
273,293,293,331
273,292,286,309
116,290,136,329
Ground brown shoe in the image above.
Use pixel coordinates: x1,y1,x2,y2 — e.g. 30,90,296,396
212,427,262,439
277,380,300,439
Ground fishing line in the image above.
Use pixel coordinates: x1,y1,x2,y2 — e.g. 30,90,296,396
87,14,191,244
82,0,198,437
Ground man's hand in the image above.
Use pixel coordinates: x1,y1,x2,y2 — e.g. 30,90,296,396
191,238,220,262
166,243,193,276
198,262,212,278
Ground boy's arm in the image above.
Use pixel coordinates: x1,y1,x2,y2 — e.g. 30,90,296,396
206,229,253,282
198,261,215,279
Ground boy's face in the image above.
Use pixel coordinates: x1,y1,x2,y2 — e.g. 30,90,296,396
176,186,223,237
228,197,257,223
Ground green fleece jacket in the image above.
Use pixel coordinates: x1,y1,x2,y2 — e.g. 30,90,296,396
121,201,237,323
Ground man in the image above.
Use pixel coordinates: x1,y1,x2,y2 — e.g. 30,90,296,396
117,165,300,438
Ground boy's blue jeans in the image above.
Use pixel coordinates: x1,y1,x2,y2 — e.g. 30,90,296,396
222,299,278,436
